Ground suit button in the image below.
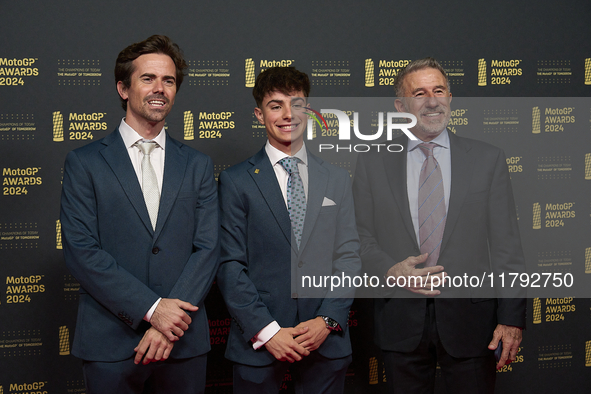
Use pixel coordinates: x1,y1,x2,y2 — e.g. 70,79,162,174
152,247,159,254
298,261,303,268
292,293,298,298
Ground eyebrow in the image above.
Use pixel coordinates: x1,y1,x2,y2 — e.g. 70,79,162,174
139,73,176,81
264,97,306,107
411,85,447,94
265,99,286,107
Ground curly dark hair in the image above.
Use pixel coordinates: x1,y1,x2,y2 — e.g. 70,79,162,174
252,67,310,107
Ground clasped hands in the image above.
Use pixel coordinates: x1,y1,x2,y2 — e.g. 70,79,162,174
134,298,198,365
264,316,331,363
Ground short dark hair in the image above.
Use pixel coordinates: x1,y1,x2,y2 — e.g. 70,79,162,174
393,57,450,98
115,35,188,111
252,67,310,107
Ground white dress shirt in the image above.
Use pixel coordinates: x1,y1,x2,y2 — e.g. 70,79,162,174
118,118,166,192
118,118,166,322
406,129,452,245
251,141,309,350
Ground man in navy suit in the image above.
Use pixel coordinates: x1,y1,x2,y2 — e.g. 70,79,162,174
60,35,219,393
217,67,361,393
352,58,526,393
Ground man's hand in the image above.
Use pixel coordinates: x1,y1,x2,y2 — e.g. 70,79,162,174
488,324,523,369
386,253,446,296
134,327,174,365
264,327,311,363
150,298,199,341
294,316,331,352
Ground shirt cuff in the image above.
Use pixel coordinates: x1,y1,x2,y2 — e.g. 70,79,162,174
144,298,162,322
251,321,281,350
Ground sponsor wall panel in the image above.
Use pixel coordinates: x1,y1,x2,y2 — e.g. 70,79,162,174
1,0,590,393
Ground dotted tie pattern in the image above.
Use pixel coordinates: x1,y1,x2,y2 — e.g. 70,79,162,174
279,157,307,248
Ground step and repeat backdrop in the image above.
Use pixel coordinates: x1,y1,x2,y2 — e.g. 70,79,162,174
1,1,591,393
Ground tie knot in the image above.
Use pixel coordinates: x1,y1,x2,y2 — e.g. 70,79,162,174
279,157,301,174
137,141,157,156
418,142,436,158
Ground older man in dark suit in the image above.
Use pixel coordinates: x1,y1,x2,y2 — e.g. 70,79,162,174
352,57,526,394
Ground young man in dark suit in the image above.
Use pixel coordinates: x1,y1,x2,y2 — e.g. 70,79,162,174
60,35,219,393
217,67,361,393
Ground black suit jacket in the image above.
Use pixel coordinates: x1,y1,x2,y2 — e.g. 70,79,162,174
352,132,526,358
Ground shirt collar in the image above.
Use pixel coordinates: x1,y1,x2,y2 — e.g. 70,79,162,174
265,141,308,167
408,128,450,151
118,118,166,150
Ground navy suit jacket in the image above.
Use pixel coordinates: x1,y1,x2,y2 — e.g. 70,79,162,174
60,128,219,362
217,146,361,366
353,132,526,358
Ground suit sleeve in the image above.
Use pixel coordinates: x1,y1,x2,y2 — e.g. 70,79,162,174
315,172,362,329
60,150,159,330
487,148,527,328
352,154,401,295
167,155,220,307
216,171,276,342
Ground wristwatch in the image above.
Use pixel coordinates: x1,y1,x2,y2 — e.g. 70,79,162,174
321,316,340,331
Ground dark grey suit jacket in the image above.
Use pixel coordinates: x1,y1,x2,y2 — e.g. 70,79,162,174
60,128,219,361
217,146,361,366
353,132,526,358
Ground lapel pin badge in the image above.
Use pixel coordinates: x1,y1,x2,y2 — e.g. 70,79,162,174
254,169,260,174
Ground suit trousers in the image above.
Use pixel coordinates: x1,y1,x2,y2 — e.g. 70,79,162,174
233,351,351,394
83,354,207,394
383,299,496,394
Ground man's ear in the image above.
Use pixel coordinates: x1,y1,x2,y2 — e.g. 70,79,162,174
394,98,405,113
254,107,264,125
117,81,128,101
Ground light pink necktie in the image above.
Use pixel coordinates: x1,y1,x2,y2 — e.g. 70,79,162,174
418,142,446,267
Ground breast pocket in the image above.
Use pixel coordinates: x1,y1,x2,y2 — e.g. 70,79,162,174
463,190,488,204
318,205,338,215
175,191,199,208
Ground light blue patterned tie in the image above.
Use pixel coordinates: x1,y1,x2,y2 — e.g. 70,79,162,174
280,157,306,248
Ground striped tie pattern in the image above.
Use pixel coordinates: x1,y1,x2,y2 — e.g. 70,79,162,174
137,141,160,230
418,142,446,267
279,157,306,248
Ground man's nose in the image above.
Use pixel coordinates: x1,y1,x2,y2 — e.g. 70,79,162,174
152,79,164,93
424,94,439,107
283,106,292,119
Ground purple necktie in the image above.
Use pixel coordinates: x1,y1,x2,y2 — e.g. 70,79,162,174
418,142,446,267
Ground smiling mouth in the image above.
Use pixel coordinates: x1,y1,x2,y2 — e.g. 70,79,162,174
278,123,300,131
148,99,166,107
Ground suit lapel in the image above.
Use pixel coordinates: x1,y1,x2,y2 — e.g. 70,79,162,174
100,129,154,234
441,132,474,253
386,137,419,248
155,135,188,240
298,153,328,254
248,148,292,245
